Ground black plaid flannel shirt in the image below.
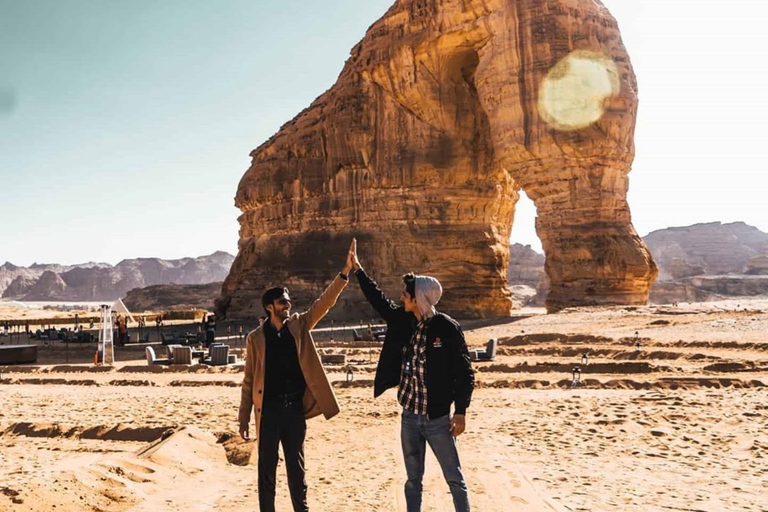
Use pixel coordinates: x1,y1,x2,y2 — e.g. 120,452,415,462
397,319,429,414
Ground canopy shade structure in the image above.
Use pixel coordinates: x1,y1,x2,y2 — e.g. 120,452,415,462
112,298,135,324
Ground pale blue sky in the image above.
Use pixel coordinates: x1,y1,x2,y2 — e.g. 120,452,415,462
1,0,766,267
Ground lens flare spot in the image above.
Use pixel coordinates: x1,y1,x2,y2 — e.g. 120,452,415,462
538,51,620,131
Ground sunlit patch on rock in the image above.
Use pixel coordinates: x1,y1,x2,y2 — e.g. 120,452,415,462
538,51,620,131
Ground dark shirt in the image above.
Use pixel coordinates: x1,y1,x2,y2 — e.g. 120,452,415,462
263,321,306,404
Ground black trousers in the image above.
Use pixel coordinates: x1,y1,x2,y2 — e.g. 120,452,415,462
258,400,308,512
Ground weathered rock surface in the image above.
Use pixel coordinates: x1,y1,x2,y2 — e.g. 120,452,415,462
123,282,223,312
1,252,234,302
0,263,35,297
746,255,768,275
2,274,37,298
649,276,768,304
507,244,545,287
644,222,768,280
220,0,657,319
640,222,768,303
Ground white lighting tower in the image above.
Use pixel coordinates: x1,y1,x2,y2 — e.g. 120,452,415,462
99,304,114,365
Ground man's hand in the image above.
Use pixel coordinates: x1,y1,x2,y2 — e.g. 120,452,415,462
450,414,466,437
343,238,356,275
239,422,250,441
350,238,361,271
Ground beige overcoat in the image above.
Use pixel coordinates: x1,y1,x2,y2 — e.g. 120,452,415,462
238,275,346,447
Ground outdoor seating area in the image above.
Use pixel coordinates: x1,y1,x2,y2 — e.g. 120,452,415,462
32,328,95,343
144,343,236,367
469,338,497,361
159,331,201,345
164,344,193,364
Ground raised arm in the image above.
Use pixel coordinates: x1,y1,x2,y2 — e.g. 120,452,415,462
350,242,400,323
301,239,354,330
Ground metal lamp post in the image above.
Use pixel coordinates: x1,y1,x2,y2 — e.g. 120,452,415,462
571,366,581,388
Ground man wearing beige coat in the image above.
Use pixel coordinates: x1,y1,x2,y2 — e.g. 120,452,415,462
239,241,355,512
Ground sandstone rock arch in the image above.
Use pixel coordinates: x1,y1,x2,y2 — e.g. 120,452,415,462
218,0,658,320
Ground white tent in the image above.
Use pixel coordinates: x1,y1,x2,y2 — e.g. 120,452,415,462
112,298,135,324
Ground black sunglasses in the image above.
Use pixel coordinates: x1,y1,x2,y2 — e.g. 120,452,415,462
276,298,291,306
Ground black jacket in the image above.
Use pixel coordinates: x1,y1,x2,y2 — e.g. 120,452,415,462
355,268,474,419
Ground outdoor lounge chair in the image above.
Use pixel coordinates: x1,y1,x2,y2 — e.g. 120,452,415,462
202,344,229,366
470,338,497,362
165,344,182,361
171,345,193,365
145,346,171,365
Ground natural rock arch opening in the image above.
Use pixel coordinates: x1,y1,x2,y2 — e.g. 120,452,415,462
218,0,657,320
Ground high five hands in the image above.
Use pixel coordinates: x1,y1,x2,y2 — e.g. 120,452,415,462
345,238,361,274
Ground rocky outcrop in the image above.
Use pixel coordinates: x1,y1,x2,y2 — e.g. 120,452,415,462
644,222,768,280
2,274,37,298
507,244,545,287
123,282,223,312
219,0,657,320
746,255,768,275
506,244,547,306
0,262,34,296
689,275,768,296
1,252,234,301
642,222,768,303
24,271,68,300
650,276,768,304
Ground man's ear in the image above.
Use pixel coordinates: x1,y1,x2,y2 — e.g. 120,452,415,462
265,304,274,315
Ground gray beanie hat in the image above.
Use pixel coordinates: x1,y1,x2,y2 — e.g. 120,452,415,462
414,275,442,319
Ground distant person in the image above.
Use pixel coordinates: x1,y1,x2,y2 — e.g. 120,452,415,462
349,241,474,512
205,314,216,347
238,240,354,512
117,318,128,346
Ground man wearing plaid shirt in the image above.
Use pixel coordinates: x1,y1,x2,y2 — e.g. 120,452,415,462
351,247,474,512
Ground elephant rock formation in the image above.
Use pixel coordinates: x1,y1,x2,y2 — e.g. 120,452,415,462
219,0,658,319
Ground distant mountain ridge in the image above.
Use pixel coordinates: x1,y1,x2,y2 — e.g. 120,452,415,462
0,252,234,301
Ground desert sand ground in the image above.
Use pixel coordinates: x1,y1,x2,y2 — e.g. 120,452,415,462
1,298,767,511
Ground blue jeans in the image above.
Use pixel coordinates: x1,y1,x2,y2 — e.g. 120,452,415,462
401,409,470,512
